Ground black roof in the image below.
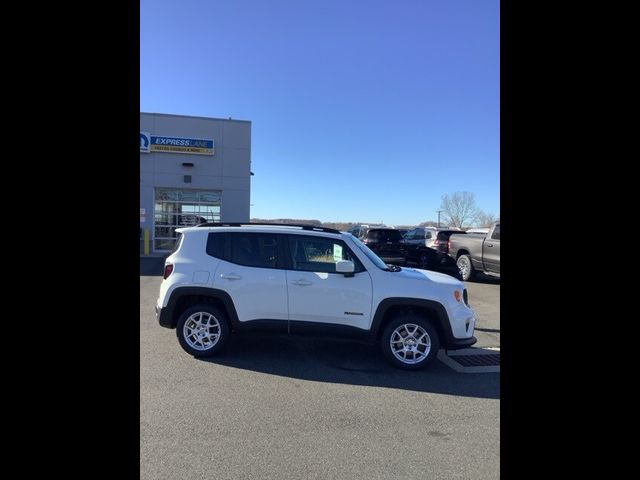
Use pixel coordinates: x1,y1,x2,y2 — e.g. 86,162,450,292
195,222,341,234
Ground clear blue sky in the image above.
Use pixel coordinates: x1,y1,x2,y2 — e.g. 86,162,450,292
141,0,499,226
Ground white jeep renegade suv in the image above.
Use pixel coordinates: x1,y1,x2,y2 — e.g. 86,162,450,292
156,223,477,370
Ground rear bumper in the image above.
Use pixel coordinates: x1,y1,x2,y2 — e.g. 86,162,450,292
156,305,174,329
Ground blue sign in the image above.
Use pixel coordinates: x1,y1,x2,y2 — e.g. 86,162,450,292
150,135,214,155
140,132,151,153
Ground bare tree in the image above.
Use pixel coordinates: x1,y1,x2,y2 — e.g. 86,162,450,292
476,212,498,228
439,192,481,229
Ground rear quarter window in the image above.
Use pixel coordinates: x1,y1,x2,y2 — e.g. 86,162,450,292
206,232,226,259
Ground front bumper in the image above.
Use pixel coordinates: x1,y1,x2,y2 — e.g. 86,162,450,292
443,304,477,349
445,335,478,350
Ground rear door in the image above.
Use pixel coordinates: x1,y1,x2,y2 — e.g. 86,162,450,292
483,224,500,273
212,232,289,328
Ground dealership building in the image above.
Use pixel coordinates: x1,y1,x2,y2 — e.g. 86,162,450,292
140,112,251,253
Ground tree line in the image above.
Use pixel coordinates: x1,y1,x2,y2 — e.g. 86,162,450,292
251,191,498,231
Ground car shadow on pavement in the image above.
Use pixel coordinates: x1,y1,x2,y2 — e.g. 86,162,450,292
197,333,499,400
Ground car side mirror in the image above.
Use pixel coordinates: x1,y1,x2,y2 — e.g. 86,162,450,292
336,260,355,276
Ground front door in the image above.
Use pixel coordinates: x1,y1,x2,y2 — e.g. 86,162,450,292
285,234,373,330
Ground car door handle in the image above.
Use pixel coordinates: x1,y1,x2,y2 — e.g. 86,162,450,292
220,273,242,280
486,243,494,247
291,279,312,286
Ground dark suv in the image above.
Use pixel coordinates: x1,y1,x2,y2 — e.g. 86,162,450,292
361,228,406,265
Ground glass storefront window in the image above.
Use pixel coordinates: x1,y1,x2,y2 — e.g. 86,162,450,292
153,188,222,251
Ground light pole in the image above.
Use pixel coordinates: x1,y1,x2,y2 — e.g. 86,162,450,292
437,210,442,227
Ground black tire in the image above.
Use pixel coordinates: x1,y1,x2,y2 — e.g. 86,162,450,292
381,315,440,370
176,304,230,357
456,254,476,281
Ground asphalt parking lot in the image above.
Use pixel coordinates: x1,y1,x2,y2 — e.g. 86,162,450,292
140,258,500,479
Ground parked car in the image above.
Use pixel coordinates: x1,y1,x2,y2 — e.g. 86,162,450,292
348,223,387,239
448,222,500,281
404,227,466,269
156,222,477,370
361,227,407,265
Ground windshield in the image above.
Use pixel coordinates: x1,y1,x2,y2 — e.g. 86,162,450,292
349,234,390,270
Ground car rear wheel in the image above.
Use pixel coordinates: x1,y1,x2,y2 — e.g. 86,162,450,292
176,304,230,357
457,254,475,281
381,315,440,370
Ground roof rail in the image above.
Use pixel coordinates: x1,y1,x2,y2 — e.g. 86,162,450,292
195,222,341,234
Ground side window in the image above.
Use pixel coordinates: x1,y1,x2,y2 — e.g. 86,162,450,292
228,232,280,269
425,231,432,239
405,229,416,240
367,230,380,241
491,225,500,240
206,232,225,259
288,236,364,273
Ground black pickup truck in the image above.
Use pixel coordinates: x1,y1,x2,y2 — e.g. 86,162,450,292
448,222,500,281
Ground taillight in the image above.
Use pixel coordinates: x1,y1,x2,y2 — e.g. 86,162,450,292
163,264,174,279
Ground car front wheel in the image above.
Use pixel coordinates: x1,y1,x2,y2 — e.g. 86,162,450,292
381,315,440,370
